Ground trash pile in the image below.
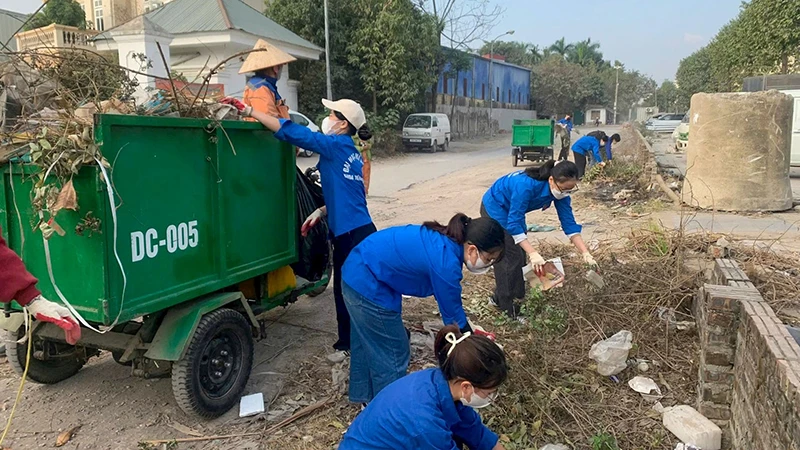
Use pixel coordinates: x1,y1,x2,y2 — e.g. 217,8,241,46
0,48,241,222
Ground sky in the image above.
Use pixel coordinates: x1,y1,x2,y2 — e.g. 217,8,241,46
5,0,742,81
490,0,742,82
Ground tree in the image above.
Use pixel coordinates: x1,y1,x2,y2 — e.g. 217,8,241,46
348,0,439,113
653,80,679,112
477,41,534,67
548,38,574,58
675,48,712,109
567,38,603,67
25,0,86,30
531,55,590,116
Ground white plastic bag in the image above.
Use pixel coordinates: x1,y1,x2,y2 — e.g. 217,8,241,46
588,330,633,376
540,445,569,450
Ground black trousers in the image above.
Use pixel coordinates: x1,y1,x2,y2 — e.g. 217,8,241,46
557,134,571,161
573,151,587,179
481,204,525,318
332,222,377,351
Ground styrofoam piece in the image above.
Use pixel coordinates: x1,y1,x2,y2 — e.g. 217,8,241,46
662,405,721,450
239,392,265,418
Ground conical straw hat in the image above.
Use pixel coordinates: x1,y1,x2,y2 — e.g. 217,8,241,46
238,39,297,74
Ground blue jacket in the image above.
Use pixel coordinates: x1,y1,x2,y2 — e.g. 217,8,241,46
342,225,469,330
572,135,603,162
275,120,372,237
558,118,573,135
340,368,499,450
482,171,582,240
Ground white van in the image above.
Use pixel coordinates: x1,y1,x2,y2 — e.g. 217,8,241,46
781,89,800,167
402,113,451,153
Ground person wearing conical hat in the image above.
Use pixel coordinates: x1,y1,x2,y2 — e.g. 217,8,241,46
239,39,296,120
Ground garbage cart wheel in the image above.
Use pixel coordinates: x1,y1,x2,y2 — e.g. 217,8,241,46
512,149,519,167
171,309,254,418
112,351,133,366
3,327,86,384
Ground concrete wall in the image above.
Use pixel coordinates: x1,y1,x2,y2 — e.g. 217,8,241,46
695,259,800,449
435,98,535,139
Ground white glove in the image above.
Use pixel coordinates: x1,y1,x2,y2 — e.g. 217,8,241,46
528,252,546,273
301,207,326,237
583,252,598,267
26,295,81,344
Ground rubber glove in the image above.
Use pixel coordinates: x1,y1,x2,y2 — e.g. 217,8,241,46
528,251,546,274
301,207,326,237
25,295,81,345
220,97,252,117
583,252,598,267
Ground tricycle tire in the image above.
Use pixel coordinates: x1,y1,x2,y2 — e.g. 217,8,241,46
512,153,518,167
3,328,86,384
112,351,133,366
171,309,254,418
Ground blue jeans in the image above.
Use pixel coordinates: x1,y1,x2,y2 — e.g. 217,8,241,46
343,282,410,403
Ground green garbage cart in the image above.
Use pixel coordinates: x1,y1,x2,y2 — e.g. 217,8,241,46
511,118,555,167
0,114,331,418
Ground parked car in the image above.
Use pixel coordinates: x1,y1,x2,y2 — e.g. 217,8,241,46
289,109,319,157
646,113,686,132
402,113,451,153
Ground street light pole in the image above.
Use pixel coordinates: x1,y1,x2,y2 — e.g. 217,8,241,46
613,64,620,124
324,0,333,100
487,30,514,137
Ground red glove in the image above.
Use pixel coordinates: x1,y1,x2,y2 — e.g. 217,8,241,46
221,98,251,116
474,328,496,341
26,295,81,345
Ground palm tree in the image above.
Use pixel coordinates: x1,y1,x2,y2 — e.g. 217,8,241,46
548,37,574,58
528,45,543,65
567,38,604,67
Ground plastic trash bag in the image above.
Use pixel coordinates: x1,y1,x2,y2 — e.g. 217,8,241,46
540,445,569,450
291,167,330,282
588,330,633,376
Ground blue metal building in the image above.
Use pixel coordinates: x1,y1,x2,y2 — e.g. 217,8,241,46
437,50,531,108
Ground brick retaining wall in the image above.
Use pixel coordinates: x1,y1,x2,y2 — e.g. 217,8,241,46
695,258,800,449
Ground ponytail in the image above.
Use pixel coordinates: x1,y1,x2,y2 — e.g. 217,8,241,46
423,213,505,255
525,160,579,183
434,324,508,389
334,110,372,141
357,124,372,141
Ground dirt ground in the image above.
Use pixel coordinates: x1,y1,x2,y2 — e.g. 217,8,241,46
2,127,800,449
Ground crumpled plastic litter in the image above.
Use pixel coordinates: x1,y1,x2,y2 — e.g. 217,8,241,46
628,376,663,401
527,223,556,233
539,445,569,450
588,330,633,376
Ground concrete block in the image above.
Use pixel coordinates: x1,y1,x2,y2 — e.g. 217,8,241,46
664,404,723,450
682,91,794,212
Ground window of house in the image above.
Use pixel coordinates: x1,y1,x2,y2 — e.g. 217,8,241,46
443,78,448,94
481,84,485,100
94,0,104,30
496,87,499,102
508,89,511,104
518,92,521,104
463,78,467,97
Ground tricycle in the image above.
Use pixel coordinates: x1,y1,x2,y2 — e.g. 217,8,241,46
511,118,555,167
0,114,331,418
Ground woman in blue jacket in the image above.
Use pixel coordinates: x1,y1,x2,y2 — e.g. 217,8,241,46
342,213,505,404
571,133,608,179
222,97,375,359
481,160,596,319
340,324,508,450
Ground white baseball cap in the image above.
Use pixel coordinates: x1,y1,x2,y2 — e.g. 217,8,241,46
321,99,367,129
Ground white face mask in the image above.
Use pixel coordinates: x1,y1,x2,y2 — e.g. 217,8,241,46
465,247,492,274
460,388,494,409
321,117,338,135
552,188,570,200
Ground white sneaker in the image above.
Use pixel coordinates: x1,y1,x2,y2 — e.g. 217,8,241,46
327,350,350,364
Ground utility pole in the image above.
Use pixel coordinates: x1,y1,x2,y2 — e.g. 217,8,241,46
324,0,333,100
487,30,514,137
613,64,620,124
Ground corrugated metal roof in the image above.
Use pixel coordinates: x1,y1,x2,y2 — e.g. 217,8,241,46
0,8,29,52
95,0,321,53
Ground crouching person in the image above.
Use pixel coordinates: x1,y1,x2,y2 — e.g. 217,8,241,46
339,325,508,450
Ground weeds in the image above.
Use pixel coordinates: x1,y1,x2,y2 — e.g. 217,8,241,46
520,287,568,334
590,432,620,450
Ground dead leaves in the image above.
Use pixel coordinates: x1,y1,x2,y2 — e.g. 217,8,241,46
52,179,78,215
55,425,81,447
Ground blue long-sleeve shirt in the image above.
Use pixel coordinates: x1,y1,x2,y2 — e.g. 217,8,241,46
340,368,499,450
342,225,469,330
557,118,573,135
482,171,582,241
571,135,603,162
274,120,372,237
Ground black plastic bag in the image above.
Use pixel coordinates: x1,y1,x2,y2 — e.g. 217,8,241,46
291,167,330,282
